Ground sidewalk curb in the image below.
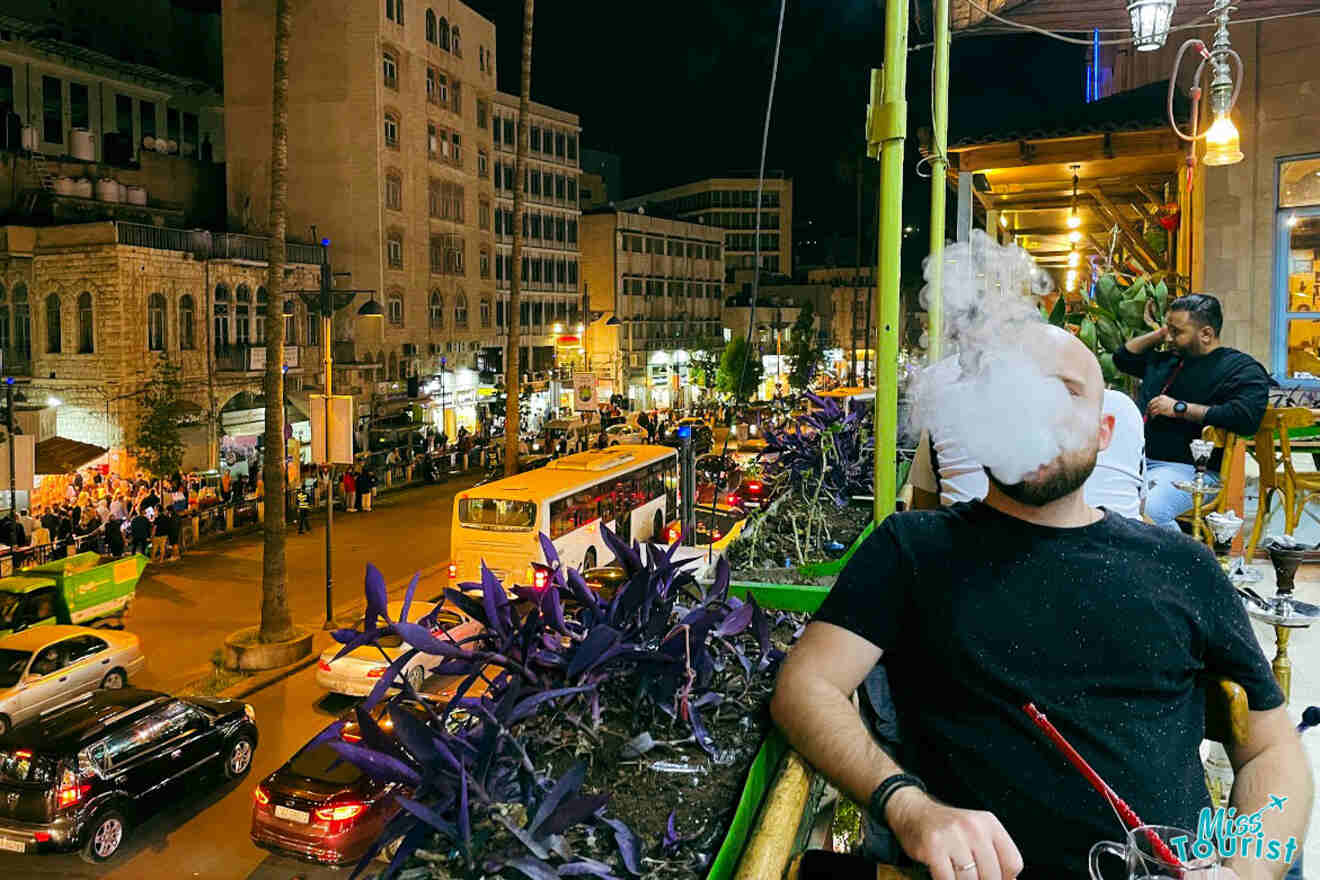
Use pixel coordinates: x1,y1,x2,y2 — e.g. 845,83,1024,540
212,560,452,702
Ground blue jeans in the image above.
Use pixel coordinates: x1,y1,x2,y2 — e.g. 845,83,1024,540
1145,460,1220,530
1286,855,1304,879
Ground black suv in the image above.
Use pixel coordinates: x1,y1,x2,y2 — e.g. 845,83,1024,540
0,687,258,863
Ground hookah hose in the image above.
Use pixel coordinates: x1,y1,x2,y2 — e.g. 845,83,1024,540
1022,703,1184,872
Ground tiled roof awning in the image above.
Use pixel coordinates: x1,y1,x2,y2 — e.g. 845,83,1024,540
35,437,108,475
951,0,1317,33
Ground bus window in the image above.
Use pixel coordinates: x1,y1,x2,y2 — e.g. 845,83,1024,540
458,498,538,530
550,497,572,539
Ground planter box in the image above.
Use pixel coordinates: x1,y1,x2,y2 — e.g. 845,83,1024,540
707,580,830,880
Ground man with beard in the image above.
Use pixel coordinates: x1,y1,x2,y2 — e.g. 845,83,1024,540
771,325,1309,879
1114,293,1268,528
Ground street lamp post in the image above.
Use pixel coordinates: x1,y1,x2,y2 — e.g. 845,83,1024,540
4,378,14,524
285,239,381,628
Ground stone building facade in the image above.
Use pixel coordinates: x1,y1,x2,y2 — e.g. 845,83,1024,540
0,223,322,472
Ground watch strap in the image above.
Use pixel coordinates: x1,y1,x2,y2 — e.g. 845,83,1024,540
867,773,927,827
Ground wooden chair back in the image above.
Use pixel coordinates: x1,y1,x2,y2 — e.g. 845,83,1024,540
1273,407,1318,488
1191,426,1242,518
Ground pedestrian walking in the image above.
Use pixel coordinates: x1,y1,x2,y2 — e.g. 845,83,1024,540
342,469,357,513
296,485,312,534
129,508,151,557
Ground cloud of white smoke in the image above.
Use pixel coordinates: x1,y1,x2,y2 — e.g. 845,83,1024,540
907,230,1093,486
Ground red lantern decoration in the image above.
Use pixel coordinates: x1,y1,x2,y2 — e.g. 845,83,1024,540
1157,201,1180,231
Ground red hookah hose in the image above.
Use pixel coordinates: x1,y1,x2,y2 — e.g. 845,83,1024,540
1022,703,1184,871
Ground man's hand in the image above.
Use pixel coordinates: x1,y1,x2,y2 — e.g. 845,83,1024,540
1146,394,1179,420
886,787,1024,880
1144,299,1166,333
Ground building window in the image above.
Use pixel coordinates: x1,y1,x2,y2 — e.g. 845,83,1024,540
383,52,398,89
384,113,399,148
1276,156,1320,381
427,68,446,104
568,261,578,286
477,100,487,129
555,133,565,159
530,214,541,240
478,149,488,179
451,132,462,166
503,164,514,191
428,122,440,158
492,114,501,145
503,118,513,146
480,248,491,279
567,135,577,161
437,16,450,50
530,171,541,197
284,310,296,345
306,311,320,345
480,297,491,328
70,82,90,131
429,290,444,328
479,198,491,230
387,232,404,268
479,46,486,72
76,291,93,354
454,291,468,327
431,234,465,275
148,293,168,352
235,284,251,345
385,173,402,210
386,0,403,25
42,76,62,144
451,26,461,56
530,126,541,152
388,293,404,326
213,284,230,351
425,8,436,42
555,175,565,201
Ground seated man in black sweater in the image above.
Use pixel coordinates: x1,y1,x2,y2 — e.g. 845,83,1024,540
1113,293,1268,528
771,324,1310,879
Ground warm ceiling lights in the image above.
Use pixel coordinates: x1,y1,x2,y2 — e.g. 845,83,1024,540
1068,250,1080,268
1069,230,1082,245
1167,0,1244,168
1128,0,1177,52
1203,111,1243,166
1067,165,1082,229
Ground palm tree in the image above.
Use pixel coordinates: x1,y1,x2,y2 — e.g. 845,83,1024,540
504,0,534,476
259,0,294,642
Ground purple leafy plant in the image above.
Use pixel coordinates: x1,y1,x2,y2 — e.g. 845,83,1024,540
322,536,778,879
761,392,874,507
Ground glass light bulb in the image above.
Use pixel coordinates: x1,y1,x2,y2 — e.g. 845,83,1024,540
1203,113,1244,167
1068,250,1080,267
999,214,1008,228
1069,230,1082,244
1067,211,1081,229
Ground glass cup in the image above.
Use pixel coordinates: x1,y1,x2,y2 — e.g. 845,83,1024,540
1089,824,1221,880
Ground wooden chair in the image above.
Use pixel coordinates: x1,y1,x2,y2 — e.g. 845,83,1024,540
1276,408,1320,540
1174,426,1243,548
1245,407,1315,560
799,679,1249,880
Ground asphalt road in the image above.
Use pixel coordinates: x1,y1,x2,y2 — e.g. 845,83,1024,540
0,473,477,879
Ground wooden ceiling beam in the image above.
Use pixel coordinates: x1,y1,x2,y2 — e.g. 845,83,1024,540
1087,187,1162,275
949,130,1184,173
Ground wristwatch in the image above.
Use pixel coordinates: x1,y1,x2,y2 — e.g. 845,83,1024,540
1173,400,1188,416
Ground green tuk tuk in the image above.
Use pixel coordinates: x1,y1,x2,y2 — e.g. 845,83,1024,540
0,552,148,635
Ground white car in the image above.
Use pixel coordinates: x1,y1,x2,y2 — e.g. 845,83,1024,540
0,625,146,735
604,424,647,446
316,600,482,697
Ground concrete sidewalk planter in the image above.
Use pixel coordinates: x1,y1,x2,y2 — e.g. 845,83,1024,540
221,625,314,671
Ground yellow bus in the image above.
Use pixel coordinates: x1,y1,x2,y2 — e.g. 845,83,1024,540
448,445,679,588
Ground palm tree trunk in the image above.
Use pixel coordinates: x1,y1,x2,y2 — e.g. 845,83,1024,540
504,0,534,476
259,0,294,642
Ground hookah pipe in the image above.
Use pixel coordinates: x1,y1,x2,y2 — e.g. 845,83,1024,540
1022,703,1185,872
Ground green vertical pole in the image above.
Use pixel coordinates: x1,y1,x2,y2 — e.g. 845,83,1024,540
868,0,909,526
926,0,950,363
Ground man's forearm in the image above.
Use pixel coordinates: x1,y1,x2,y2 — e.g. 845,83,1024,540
770,670,905,806
1125,328,1167,356
1225,742,1313,879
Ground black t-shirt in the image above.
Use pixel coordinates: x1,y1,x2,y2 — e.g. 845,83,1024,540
1112,344,1269,468
814,502,1282,878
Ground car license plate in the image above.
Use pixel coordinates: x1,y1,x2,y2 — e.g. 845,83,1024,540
274,805,310,824
0,837,26,853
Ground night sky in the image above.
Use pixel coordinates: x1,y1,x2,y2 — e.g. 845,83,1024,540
465,0,1085,268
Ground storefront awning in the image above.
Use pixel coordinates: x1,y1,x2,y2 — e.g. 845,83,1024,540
951,0,1317,34
35,437,108,475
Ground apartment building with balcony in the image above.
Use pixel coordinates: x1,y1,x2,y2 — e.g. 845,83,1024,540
491,91,582,376
616,173,793,277
581,209,723,410
0,221,324,472
222,0,500,427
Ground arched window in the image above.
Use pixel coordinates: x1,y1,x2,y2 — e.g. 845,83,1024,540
425,8,436,43
213,283,230,352
45,293,61,354
255,286,268,344
77,291,93,353
429,290,443,329
480,296,491,328
437,16,449,50
148,293,166,351
382,51,398,89
179,294,196,350
384,112,399,148
235,283,251,345
454,289,468,328
388,292,403,326
12,283,29,360
451,26,461,56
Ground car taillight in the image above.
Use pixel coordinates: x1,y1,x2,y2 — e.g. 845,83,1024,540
727,494,739,505
341,729,363,743
533,569,548,590
56,768,90,809
253,786,270,805
748,481,762,491
448,563,457,579
32,831,50,843
315,802,367,823
366,667,385,678
317,660,332,671
14,749,31,759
